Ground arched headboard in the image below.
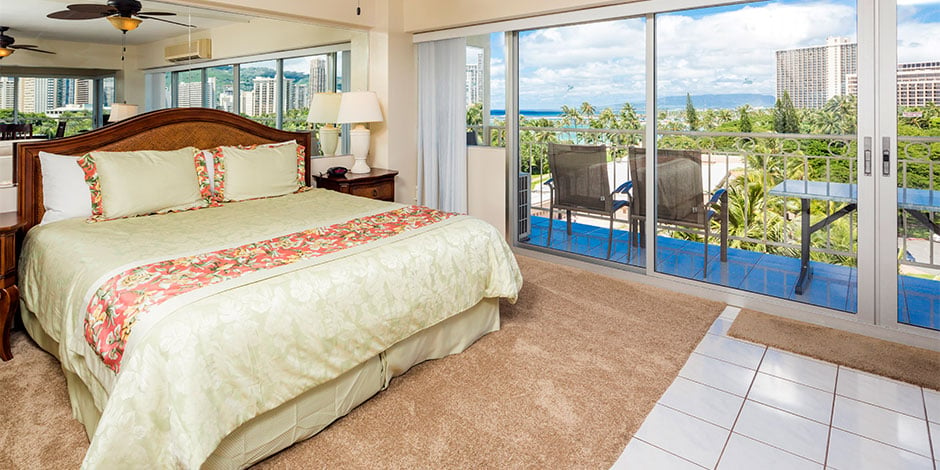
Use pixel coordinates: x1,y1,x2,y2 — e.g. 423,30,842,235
15,108,312,235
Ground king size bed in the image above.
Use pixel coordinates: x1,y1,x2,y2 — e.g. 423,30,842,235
10,108,522,468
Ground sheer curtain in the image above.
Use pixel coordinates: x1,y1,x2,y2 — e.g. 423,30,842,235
417,38,468,213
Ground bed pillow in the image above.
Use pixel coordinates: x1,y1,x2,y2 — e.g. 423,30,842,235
78,147,208,221
39,151,92,224
205,141,305,202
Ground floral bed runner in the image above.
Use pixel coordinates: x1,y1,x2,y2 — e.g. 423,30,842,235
84,205,457,372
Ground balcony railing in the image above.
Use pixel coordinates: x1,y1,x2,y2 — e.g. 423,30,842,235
472,124,940,274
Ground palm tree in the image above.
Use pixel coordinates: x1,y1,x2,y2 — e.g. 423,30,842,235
579,101,597,117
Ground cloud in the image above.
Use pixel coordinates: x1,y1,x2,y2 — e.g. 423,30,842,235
510,1,866,109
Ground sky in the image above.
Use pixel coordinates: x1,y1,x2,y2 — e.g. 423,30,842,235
475,0,940,111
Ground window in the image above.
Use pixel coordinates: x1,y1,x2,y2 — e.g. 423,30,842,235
1,74,114,137
146,45,350,132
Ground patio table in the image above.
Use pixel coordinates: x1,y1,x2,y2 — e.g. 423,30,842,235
769,180,940,295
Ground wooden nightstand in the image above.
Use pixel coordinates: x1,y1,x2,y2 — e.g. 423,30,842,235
313,168,398,202
0,212,24,361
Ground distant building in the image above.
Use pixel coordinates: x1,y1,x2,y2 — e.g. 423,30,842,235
178,77,216,108
284,79,309,111
74,79,93,106
0,77,15,109
776,37,857,109
240,90,255,116
466,48,484,106
217,85,234,112
309,57,329,94
251,77,277,116
846,61,940,107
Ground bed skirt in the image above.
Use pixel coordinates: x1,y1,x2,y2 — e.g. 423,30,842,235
21,297,500,469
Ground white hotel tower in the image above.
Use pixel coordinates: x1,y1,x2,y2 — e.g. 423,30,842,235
775,36,858,109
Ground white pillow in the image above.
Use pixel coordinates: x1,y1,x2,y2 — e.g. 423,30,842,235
39,151,92,224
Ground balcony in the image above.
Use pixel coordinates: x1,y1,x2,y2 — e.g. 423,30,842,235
486,124,940,331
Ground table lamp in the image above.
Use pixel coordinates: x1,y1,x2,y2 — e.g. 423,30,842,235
108,103,139,123
336,91,383,174
307,92,342,156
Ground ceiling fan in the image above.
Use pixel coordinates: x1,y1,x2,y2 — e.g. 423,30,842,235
0,26,56,59
47,0,196,33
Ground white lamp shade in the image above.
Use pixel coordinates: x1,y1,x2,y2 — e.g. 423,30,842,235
108,103,139,123
307,92,342,123
336,91,384,124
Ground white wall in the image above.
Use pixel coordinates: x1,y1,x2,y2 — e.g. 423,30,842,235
467,146,507,237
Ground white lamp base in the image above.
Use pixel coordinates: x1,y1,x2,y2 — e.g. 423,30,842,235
348,126,372,174
318,126,340,156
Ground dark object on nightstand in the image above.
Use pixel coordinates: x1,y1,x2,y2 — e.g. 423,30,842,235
326,166,348,177
313,168,398,202
0,212,25,361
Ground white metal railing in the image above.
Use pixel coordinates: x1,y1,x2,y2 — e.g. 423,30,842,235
471,123,940,272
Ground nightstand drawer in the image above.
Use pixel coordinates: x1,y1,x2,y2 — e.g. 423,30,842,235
348,181,394,201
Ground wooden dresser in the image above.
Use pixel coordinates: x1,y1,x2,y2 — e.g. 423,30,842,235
312,168,398,202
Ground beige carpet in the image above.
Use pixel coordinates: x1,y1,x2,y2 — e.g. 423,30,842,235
0,255,724,469
729,309,940,391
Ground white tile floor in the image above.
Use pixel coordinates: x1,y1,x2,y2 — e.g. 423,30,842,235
612,306,940,470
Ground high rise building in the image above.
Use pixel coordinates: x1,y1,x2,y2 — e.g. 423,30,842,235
0,77,15,109
283,79,309,111
75,79,93,106
18,78,37,113
309,57,329,93
776,37,857,109
251,77,277,116
240,90,255,116
846,61,940,107
218,85,234,112
466,48,485,106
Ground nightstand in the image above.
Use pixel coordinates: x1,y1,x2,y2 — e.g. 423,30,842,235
313,168,398,202
0,212,23,361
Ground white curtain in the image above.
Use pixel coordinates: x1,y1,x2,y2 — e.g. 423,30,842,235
417,37,468,213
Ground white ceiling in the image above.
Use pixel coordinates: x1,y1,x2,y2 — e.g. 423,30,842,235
0,0,252,46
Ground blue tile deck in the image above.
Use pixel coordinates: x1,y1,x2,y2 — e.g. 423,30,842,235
523,215,940,331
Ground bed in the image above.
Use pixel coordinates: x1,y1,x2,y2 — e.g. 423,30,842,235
12,108,522,469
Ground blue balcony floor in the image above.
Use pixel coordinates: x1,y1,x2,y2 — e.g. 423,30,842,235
524,215,939,331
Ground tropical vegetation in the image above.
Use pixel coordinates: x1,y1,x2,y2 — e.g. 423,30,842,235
467,94,940,267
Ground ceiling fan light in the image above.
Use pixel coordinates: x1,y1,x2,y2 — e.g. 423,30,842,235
108,16,142,32
0,47,13,58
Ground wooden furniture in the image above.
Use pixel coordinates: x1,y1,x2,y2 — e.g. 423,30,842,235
0,212,25,361
313,168,398,201
1,123,33,140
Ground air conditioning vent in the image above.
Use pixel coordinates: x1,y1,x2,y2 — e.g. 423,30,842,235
517,172,531,241
164,39,211,62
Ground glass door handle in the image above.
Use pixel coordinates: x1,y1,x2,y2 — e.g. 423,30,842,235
864,137,872,176
882,137,891,176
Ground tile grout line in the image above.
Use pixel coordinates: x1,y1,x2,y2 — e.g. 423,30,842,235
632,436,710,469
823,364,840,469
923,387,937,469
712,345,767,469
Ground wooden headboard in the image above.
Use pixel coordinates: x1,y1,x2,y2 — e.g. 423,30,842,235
15,108,312,234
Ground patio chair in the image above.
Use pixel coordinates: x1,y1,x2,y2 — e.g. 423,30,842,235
544,143,632,259
627,147,728,275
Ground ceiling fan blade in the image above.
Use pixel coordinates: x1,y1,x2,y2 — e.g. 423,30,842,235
10,44,39,48
47,10,110,20
137,11,177,16
137,15,195,28
17,47,56,55
67,4,119,13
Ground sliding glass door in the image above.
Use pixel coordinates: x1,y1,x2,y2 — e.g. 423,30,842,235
652,0,861,313
889,1,940,331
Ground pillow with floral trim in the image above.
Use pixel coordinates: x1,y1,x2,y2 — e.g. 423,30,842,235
202,141,306,202
77,147,210,221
